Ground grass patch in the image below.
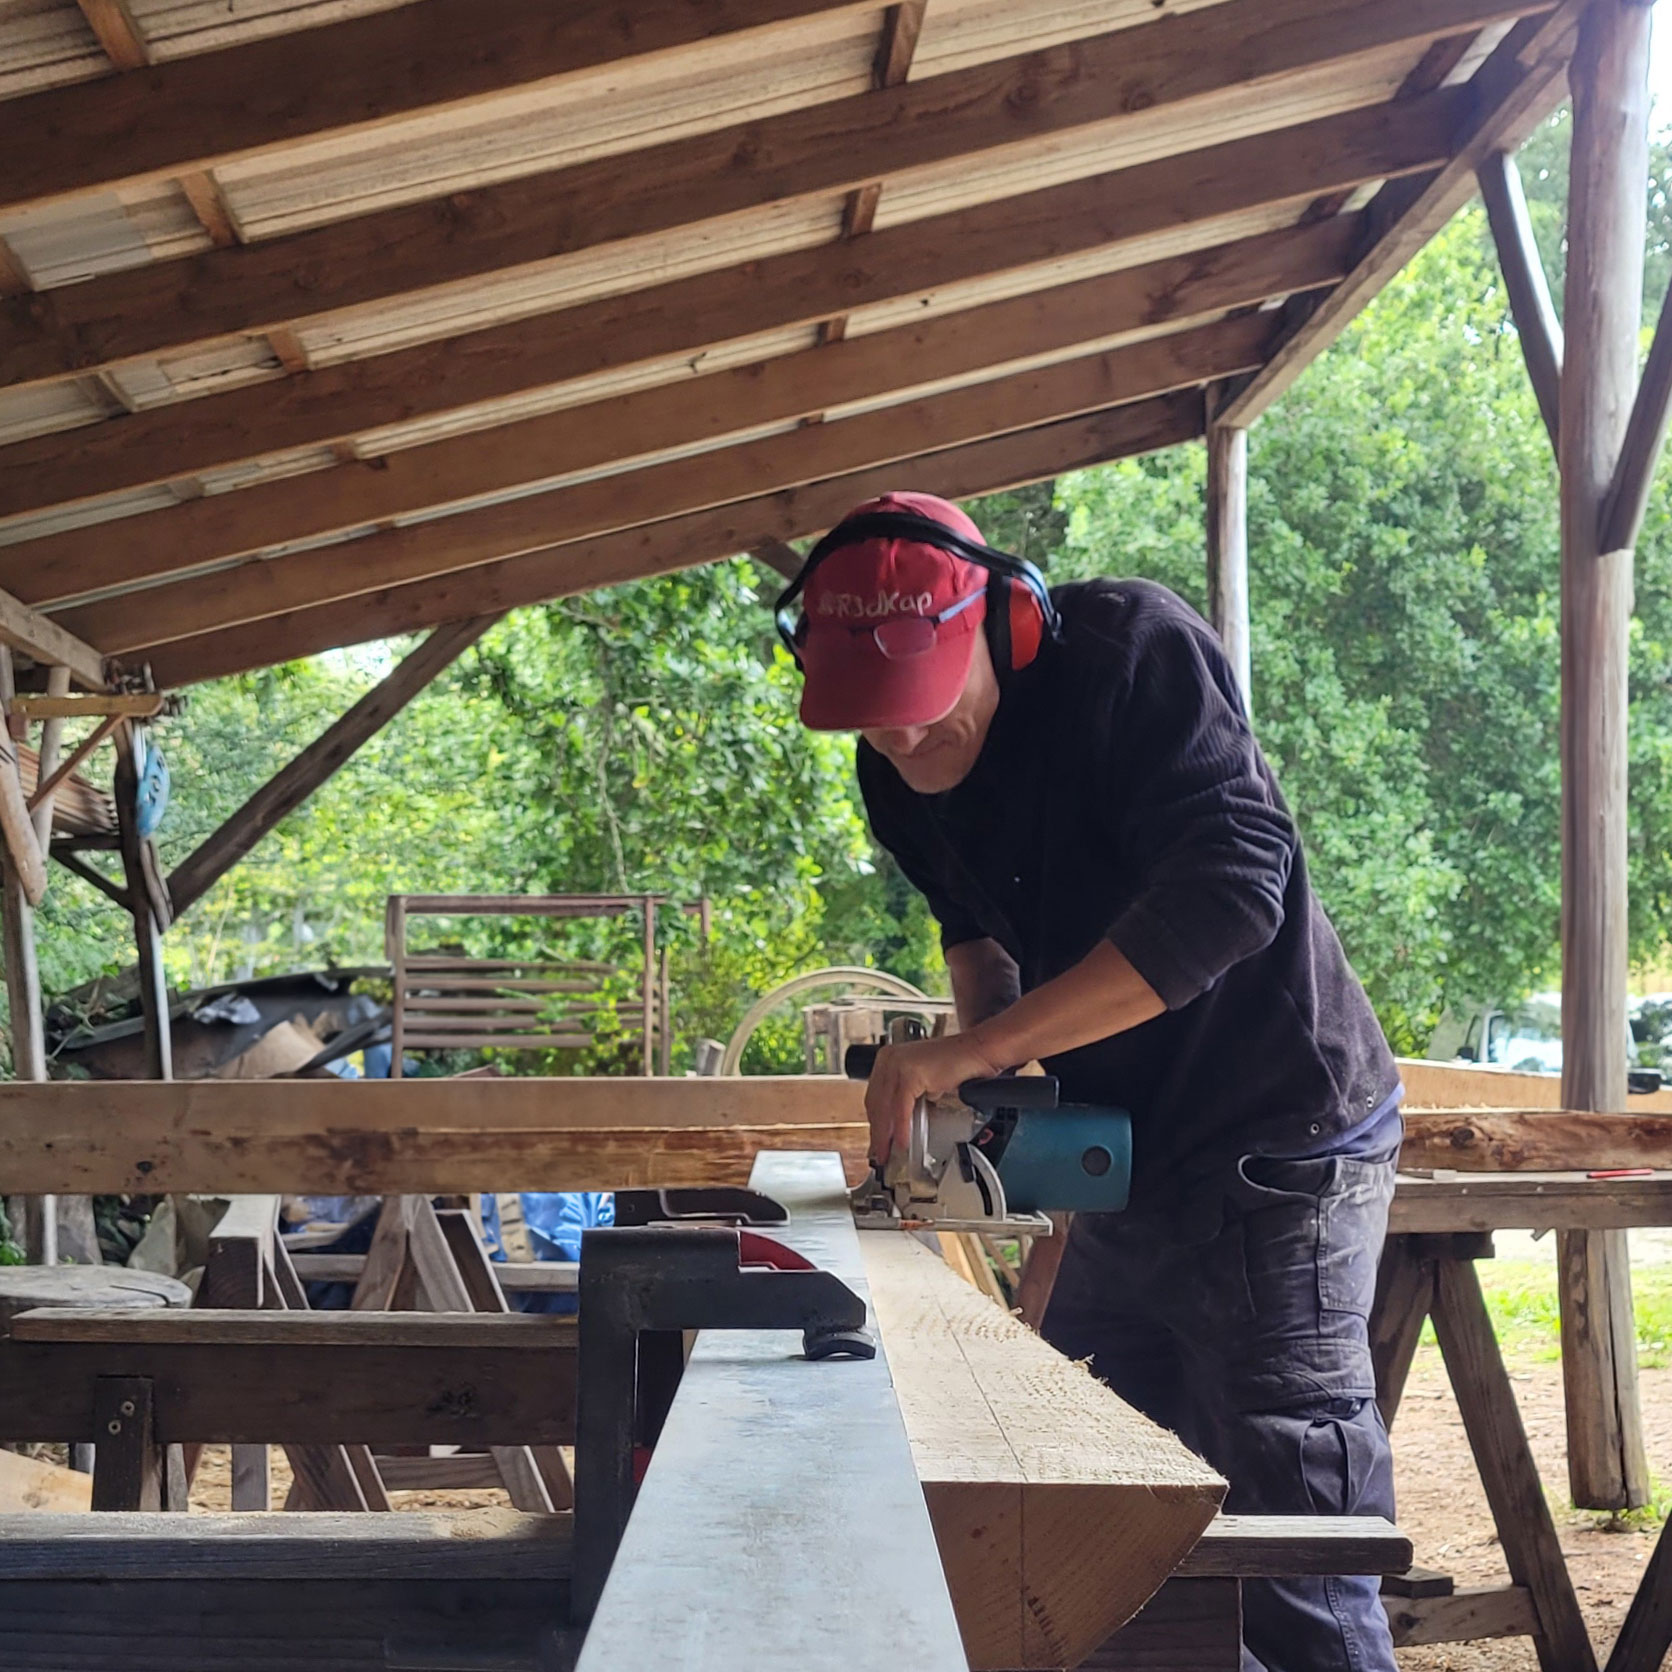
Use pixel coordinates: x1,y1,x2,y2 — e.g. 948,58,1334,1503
1415,1258,1672,1367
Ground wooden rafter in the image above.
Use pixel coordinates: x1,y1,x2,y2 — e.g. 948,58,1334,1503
11,221,1344,605
1220,3,1582,426
0,0,1542,390
133,393,1206,684
7,0,877,215
817,3,926,350
56,307,1284,648
73,0,149,70
166,616,502,916
0,92,1461,516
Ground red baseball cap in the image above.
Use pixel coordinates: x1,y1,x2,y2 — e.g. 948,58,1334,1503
798,492,990,732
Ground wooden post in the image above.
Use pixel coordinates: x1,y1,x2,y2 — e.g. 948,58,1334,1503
1206,397,1252,715
641,896,657,1077
114,724,171,1082
1558,0,1654,1513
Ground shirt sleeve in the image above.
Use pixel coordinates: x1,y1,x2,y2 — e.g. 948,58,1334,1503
856,746,988,952
1099,608,1294,1009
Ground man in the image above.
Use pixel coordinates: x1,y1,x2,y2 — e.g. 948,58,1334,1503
780,491,1402,1672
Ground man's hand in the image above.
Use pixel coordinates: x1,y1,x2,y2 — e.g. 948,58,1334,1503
865,1032,1005,1168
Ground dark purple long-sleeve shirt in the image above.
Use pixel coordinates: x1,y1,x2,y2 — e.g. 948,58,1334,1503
857,578,1399,1205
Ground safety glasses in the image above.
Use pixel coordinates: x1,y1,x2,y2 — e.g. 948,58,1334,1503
853,588,984,660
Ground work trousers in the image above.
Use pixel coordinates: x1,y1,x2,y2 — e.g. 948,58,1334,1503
1040,1151,1399,1672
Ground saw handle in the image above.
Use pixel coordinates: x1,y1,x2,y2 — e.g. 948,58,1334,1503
843,1042,882,1080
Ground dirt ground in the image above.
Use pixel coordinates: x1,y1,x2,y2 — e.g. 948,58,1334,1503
1392,1344,1670,1671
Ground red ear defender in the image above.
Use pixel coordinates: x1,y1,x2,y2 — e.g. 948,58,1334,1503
1006,575,1047,670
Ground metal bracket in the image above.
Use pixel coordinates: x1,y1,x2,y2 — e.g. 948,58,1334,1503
572,1225,872,1623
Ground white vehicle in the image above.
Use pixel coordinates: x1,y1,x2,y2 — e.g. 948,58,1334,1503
1426,991,1663,1092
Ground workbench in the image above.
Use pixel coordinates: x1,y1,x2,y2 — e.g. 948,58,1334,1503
1376,1168,1672,1672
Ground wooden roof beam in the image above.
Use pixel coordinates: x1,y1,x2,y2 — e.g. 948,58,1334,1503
166,616,502,916
67,310,1282,653
0,589,104,690
1219,3,1582,426
1478,148,1563,447
9,217,1349,605
5,0,880,216
0,91,1464,516
0,0,1551,388
130,392,1207,684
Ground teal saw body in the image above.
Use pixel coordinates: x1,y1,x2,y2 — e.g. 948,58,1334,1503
959,1076,1132,1216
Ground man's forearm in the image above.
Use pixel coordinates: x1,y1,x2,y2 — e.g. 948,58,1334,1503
965,939,1164,1069
946,937,1022,1030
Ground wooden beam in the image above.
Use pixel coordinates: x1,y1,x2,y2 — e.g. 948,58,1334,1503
10,693,166,719
5,0,876,215
135,394,1205,683
863,1229,1224,1669
74,0,149,69
1605,1512,1672,1672
0,88,1464,459
1205,399,1252,712
56,307,1288,648
1600,266,1672,554
165,616,499,915
0,1318,579,1448
1477,149,1564,448
574,1151,967,1672
0,1074,873,1195
0,589,103,689
1221,5,1583,425
14,226,1331,604
1400,1109,1672,1171
0,0,1537,387
1557,0,1653,1515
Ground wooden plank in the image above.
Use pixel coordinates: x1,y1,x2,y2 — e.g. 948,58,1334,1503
0,1577,575,1670
1429,1257,1597,1672
9,1308,575,1349
166,617,499,914
1402,1109,1672,1171
90,1375,162,1510
0,1446,92,1512
0,1508,572,1579
9,694,167,719
863,1229,1224,1669
1400,1054,1672,1111
0,1072,874,1194
0,87,1462,485
1176,1515,1410,1577
1391,1172,1672,1234
1083,1577,1242,1672
1222,4,1583,425
0,0,1531,386
575,1151,967,1672
1478,149,1563,448
137,394,1204,683
1386,1584,1540,1646
33,282,1292,608
0,1333,579,1447
3,0,876,214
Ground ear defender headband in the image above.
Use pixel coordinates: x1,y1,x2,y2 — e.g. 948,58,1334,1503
773,510,1061,676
